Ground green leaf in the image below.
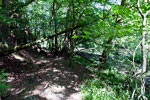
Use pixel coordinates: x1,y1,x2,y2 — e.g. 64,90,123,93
94,33,99,37
72,36,79,38
82,34,90,39
83,31,91,35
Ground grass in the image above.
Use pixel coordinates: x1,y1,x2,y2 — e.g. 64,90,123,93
81,69,131,100
73,53,150,100
0,69,11,97
73,54,131,99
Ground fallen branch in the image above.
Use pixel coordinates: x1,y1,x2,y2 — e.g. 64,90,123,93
75,52,94,63
0,25,81,56
0,18,99,57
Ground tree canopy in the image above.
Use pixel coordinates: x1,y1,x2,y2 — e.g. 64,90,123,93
0,0,150,99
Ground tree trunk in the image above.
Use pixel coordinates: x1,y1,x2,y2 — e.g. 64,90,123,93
141,15,147,73
100,38,113,64
137,0,149,73
99,0,126,65
68,0,76,66
52,0,58,54
134,1,149,100
61,2,71,54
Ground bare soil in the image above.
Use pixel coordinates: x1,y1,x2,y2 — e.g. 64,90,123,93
0,50,92,100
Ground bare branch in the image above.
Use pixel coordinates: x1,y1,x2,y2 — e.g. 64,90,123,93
131,83,137,100
145,10,150,15
133,41,142,68
137,0,144,18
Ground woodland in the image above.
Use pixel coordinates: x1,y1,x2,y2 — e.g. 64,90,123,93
0,0,150,100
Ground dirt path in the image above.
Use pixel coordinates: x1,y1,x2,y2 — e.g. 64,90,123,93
1,50,92,100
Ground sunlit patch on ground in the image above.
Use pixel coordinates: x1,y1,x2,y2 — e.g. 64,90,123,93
1,50,92,100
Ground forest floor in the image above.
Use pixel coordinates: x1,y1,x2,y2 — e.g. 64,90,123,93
0,50,93,100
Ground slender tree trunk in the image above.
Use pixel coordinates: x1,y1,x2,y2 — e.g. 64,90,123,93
133,1,149,100
68,0,76,66
99,0,126,65
142,15,147,72
137,0,149,73
100,38,113,65
61,2,71,54
52,0,58,53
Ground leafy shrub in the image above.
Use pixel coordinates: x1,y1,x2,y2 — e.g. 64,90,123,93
0,69,10,97
81,69,132,100
73,54,98,67
128,50,142,64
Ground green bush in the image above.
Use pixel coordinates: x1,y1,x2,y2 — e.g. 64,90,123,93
81,69,132,100
0,69,10,97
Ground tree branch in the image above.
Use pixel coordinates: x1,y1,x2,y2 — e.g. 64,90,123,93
137,0,144,18
0,17,100,56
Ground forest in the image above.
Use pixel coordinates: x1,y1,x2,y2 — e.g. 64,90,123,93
0,0,150,100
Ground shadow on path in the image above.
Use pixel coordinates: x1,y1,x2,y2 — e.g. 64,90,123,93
0,50,93,100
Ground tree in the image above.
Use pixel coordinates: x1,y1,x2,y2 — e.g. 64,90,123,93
137,0,149,73
131,0,150,100
0,0,35,47
99,0,126,66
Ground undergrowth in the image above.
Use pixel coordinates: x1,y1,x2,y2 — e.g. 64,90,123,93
0,69,10,97
81,69,132,100
74,54,150,100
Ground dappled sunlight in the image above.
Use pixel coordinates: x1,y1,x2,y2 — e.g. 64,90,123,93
1,50,92,100
66,92,82,100
12,54,25,62
7,76,15,82
1,0,150,99
35,59,51,65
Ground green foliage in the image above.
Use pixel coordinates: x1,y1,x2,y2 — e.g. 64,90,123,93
129,50,142,64
81,69,132,100
0,69,10,97
73,54,98,67
73,55,92,66
72,35,79,39
0,0,150,99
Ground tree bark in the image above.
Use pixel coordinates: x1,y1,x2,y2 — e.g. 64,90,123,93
68,0,76,66
52,0,58,53
134,1,149,99
142,15,147,73
137,0,149,73
61,2,71,54
99,0,126,65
